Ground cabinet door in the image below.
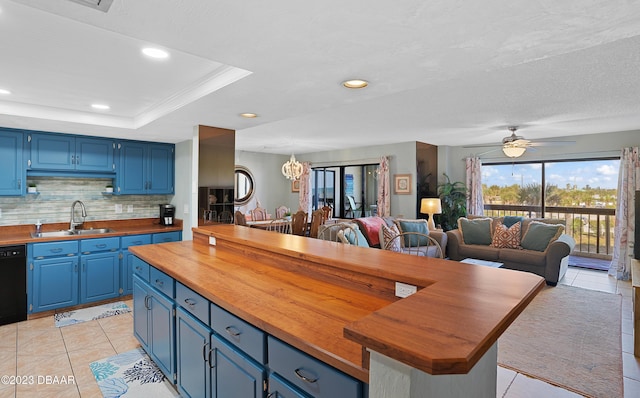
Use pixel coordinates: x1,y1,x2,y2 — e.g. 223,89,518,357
268,373,309,398
212,334,265,398
149,288,176,381
29,133,75,170
133,275,150,350
122,250,135,295
75,137,115,172
152,231,182,244
80,252,120,303
148,143,174,194
32,256,79,312
0,129,24,196
117,141,147,194
176,307,212,398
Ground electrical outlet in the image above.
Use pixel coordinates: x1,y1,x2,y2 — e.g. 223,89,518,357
127,205,133,213
209,236,216,246
115,204,123,214
184,204,189,214
0,208,2,218
395,282,417,298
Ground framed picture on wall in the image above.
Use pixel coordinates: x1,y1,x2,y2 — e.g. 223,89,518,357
394,174,411,194
292,179,300,192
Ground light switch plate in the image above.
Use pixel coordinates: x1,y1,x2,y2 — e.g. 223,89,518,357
127,205,133,213
115,204,123,214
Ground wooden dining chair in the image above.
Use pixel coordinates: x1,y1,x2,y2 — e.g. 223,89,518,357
309,209,325,238
266,219,291,234
234,211,247,226
321,205,332,221
275,205,289,219
251,207,268,221
218,210,233,224
290,210,308,236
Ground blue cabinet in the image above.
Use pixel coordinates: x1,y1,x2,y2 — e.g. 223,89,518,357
176,307,212,398
212,333,265,398
80,237,120,304
28,240,80,313
121,234,152,295
268,373,310,398
117,141,174,194
133,274,176,382
0,129,25,196
153,231,182,244
28,132,115,172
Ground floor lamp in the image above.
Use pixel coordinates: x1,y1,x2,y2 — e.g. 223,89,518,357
420,198,442,231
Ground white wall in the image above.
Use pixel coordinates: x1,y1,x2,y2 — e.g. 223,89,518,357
172,138,194,240
235,151,293,215
439,129,640,189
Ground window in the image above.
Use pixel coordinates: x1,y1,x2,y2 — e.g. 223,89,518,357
312,164,378,218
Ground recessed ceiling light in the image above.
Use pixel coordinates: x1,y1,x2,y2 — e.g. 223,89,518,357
142,47,169,59
342,79,369,89
240,113,258,118
91,104,110,110
0,88,11,95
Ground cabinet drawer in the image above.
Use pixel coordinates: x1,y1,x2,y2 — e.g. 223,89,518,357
268,336,362,398
152,231,181,244
80,237,119,253
150,267,174,298
210,304,266,364
176,282,209,325
121,234,151,249
32,241,78,258
132,256,150,282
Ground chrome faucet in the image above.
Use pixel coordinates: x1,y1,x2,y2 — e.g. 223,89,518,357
70,200,87,231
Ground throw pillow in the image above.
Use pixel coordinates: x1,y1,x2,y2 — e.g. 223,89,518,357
520,221,565,252
393,219,430,247
338,227,370,247
490,221,522,249
503,216,524,228
458,217,493,245
381,223,401,252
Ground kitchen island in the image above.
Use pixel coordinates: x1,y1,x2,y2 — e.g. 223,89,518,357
130,224,544,397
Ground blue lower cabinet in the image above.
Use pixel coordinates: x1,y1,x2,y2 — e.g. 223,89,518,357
153,231,182,244
212,333,265,398
176,307,212,398
31,256,79,312
80,251,120,303
268,373,311,398
121,234,152,295
132,274,176,382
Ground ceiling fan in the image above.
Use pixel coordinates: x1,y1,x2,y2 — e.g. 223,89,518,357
466,126,575,158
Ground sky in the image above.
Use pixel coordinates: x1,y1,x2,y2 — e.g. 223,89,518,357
482,159,620,190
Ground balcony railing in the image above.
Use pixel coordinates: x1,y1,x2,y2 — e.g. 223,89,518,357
483,204,615,258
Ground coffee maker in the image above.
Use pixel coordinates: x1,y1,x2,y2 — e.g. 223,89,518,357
159,204,175,225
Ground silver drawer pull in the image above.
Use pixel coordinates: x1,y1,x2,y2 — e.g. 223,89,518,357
50,248,63,253
225,326,241,337
96,244,107,249
294,368,318,384
184,298,197,307
155,279,164,287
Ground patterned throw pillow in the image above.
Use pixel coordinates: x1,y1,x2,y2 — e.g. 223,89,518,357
490,221,522,249
381,223,401,252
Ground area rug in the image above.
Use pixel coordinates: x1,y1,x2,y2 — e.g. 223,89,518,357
498,284,622,398
54,301,131,327
90,348,180,398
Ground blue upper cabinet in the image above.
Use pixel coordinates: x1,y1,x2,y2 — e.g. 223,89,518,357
117,141,174,195
28,132,115,173
0,129,25,196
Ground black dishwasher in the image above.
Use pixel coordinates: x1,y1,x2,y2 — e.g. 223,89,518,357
0,245,27,326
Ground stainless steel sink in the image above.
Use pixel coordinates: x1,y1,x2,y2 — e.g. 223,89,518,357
31,228,116,238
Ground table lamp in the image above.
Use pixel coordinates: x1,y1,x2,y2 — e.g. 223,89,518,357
420,198,442,231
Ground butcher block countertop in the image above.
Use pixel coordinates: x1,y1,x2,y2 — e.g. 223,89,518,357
130,224,544,382
0,218,182,245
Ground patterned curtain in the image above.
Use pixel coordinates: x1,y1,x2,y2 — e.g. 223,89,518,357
465,157,484,216
298,162,312,214
609,147,639,280
377,156,390,217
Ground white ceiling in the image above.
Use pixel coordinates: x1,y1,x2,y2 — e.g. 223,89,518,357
1,0,640,154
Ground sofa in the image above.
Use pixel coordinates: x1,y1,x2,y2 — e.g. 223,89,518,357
446,216,576,285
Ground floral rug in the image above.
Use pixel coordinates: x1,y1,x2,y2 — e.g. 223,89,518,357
54,301,131,327
90,348,180,398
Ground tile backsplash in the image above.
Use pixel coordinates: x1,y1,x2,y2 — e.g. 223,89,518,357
0,177,173,226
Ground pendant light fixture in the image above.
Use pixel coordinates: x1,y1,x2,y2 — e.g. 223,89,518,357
281,154,303,180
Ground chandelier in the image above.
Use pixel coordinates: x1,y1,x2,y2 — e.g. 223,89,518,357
281,154,303,180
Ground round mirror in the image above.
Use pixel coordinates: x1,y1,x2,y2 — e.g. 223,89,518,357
234,165,255,205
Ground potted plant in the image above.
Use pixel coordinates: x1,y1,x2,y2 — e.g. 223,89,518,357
283,211,292,221
27,183,37,193
105,184,114,193
436,173,467,231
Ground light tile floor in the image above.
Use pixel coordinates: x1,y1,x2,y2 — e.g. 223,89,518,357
0,271,637,398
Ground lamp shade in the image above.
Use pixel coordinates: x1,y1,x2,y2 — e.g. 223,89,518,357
502,145,526,158
420,198,442,215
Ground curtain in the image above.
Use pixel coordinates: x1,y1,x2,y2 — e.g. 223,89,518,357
298,162,312,214
465,157,484,216
377,156,390,217
609,147,639,280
